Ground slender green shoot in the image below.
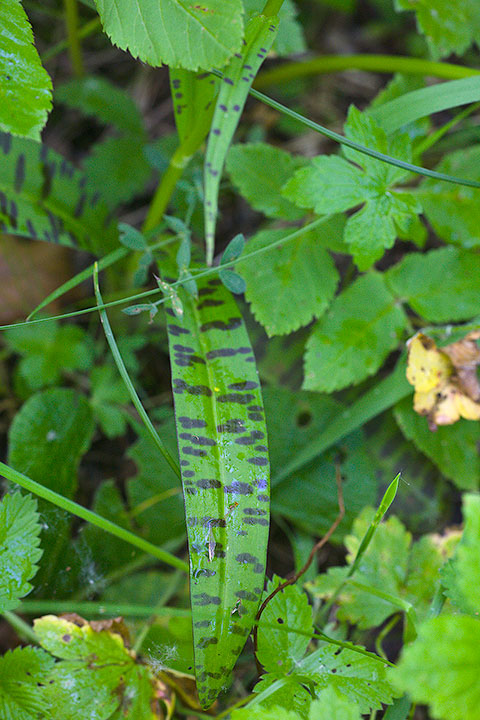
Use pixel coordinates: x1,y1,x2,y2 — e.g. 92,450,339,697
261,0,285,15
42,16,101,62
63,0,84,76
0,460,188,572
2,611,38,644
93,263,181,480
19,600,191,618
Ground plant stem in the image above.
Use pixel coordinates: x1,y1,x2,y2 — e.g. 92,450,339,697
63,0,85,76
255,54,480,89
142,148,187,233
19,601,191,618
0,461,188,573
42,17,101,63
2,611,38,644
261,0,285,16
94,264,182,479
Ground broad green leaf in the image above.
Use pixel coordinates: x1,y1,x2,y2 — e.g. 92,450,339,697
35,615,161,719
394,397,480,490
204,13,278,263
0,493,42,612
0,133,119,254
55,76,145,137
283,107,420,268
84,135,152,208
419,147,480,249
8,388,95,499
442,493,480,614
309,508,451,629
164,273,270,708
0,646,54,720
170,69,219,146
244,0,306,56
90,365,130,438
257,577,314,673
391,615,480,720
227,143,307,220
266,387,377,539
303,273,407,392
4,321,94,392
0,0,52,140
240,226,339,336
94,0,244,71
309,688,362,720
252,676,313,718
386,247,480,322
371,76,480,135
394,0,480,59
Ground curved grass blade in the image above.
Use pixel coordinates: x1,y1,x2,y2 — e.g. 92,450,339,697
370,76,480,134
204,14,279,265
163,268,270,708
0,132,118,254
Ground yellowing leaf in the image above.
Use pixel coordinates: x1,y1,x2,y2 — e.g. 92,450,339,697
406,332,480,430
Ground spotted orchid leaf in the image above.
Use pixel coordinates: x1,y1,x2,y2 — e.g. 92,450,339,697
204,13,278,265
170,69,219,149
164,270,270,708
0,132,118,254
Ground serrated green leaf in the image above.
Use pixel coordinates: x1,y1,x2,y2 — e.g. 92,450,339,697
391,615,480,720
394,397,480,490
164,272,270,708
241,226,339,337
394,0,480,59
309,507,450,629
309,687,362,720
303,273,407,392
257,577,313,673
419,147,480,249
386,247,480,322
232,704,301,720
94,0,244,71
283,107,420,268
0,0,52,140
227,143,307,220
0,133,119,254
84,135,152,208
8,388,95,499
4,321,94,391
442,493,480,614
0,646,55,720
253,675,313,718
55,76,145,137
204,14,278,263
0,493,42,612
35,615,160,720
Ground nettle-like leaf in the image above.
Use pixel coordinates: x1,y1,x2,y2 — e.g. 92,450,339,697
386,246,480,322
204,13,278,263
394,397,480,491
94,0,244,71
394,0,480,59
0,132,118,254
283,106,420,269
309,507,453,629
0,646,54,720
442,493,480,614
164,272,270,708
303,273,407,393
0,0,52,140
8,388,95,499
257,577,314,674
391,615,480,720
257,641,396,715
240,226,339,336
419,146,480,249
4,321,94,392
0,493,42,612
226,143,307,220
34,615,166,719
